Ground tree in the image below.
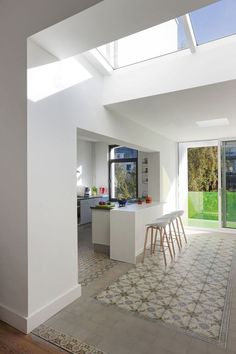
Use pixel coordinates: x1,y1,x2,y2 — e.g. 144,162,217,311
115,163,137,199
188,147,218,192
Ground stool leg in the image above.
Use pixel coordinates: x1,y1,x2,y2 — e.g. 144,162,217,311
179,216,187,244
175,218,182,248
153,228,158,254
160,228,167,266
171,221,181,250
164,227,173,260
169,223,175,256
142,227,149,262
150,227,154,255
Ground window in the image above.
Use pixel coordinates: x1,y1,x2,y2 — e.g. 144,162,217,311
189,0,236,45
109,146,138,200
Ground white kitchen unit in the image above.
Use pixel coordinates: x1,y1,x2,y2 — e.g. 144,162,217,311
110,202,164,264
91,202,164,264
92,208,110,247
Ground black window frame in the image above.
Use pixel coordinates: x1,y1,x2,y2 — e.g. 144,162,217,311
108,145,138,201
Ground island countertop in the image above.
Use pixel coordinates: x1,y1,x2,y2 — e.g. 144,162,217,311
91,201,165,211
111,201,165,212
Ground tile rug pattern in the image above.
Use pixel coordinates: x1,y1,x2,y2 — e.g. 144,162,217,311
96,234,236,345
78,249,118,286
33,325,107,354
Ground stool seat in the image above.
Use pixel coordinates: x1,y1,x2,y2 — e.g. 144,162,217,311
146,219,170,228
174,210,184,217
142,218,173,265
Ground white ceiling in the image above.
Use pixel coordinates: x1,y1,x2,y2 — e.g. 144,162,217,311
31,0,216,59
30,0,236,144
107,80,236,142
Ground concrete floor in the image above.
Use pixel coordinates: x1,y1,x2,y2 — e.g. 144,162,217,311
42,226,236,354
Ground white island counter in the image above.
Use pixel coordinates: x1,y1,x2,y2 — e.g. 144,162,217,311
92,202,164,264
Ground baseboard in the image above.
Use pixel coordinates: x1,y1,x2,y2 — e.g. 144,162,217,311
0,284,81,334
0,303,27,333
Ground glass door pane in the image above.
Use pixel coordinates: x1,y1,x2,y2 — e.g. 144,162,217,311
221,141,236,228
187,145,219,228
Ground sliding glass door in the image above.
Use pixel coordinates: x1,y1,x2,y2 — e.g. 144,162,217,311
179,140,236,230
221,141,236,229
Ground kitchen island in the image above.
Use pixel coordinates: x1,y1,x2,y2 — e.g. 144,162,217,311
91,202,164,264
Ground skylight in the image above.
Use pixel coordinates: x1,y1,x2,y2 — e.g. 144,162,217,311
27,57,92,102
97,17,188,69
189,0,236,45
90,0,236,70
196,118,229,128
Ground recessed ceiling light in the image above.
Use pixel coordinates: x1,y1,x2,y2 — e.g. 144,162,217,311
196,118,229,128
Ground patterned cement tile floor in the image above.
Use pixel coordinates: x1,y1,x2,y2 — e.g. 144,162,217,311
96,233,236,345
78,224,118,286
78,249,118,286
33,229,236,354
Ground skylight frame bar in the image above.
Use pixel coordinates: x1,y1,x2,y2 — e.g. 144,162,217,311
95,47,115,70
113,40,119,69
181,14,197,53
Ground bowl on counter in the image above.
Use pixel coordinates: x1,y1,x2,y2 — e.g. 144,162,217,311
117,199,127,207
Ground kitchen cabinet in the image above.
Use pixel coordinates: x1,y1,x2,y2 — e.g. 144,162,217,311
78,197,102,225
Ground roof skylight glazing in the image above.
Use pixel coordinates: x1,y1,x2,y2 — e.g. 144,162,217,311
189,0,236,45
92,0,236,71
97,17,188,69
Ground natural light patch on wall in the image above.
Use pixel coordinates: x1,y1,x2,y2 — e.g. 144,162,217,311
27,57,92,102
162,166,175,213
77,165,83,186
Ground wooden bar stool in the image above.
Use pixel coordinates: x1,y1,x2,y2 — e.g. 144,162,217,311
174,210,187,244
142,218,173,266
161,213,181,254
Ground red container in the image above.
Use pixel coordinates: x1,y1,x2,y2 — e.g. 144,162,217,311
145,196,152,204
99,187,105,194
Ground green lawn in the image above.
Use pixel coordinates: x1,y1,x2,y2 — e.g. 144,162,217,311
188,191,236,223
188,191,218,220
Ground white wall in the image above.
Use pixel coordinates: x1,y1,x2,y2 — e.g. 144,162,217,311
148,152,161,202
0,0,101,333
27,97,80,318
76,140,108,191
0,0,177,333
27,39,58,69
77,140,93,188
93,142,109,191
48,55,178,212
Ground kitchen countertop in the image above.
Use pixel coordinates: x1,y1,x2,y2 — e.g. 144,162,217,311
77,196,102,201
91,201,165,211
